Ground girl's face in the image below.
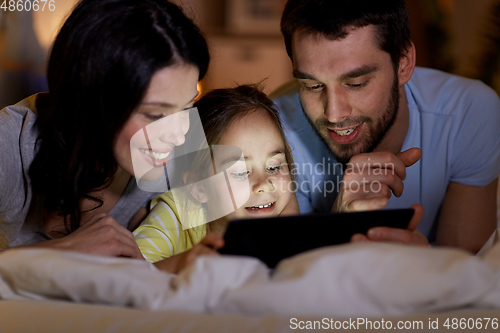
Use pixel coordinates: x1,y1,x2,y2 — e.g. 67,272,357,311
211,109,293,220
114,64,199,180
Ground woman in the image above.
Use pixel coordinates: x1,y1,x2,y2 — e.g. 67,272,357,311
0,0,209,258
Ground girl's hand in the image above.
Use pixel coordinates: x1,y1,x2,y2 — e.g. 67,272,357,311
153,233,224,274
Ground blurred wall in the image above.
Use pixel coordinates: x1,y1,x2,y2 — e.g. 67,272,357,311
0,0,79,108
1,0,499,105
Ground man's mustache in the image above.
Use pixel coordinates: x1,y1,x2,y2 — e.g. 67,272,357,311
315,116,372,129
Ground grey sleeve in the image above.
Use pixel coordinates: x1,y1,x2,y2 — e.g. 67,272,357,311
0,106,30,248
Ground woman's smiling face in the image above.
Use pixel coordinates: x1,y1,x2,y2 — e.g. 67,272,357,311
114,63,199,181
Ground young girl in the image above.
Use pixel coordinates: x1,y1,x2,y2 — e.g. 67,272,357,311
134,85,299,272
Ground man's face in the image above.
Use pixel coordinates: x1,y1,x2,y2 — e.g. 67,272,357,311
292,25,400,165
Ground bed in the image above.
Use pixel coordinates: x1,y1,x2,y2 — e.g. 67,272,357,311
1,300,500,333
0,183,498,333
1,224,500,333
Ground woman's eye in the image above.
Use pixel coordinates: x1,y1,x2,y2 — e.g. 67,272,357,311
143,113,165,121
267,165,282,174
230,171,249,179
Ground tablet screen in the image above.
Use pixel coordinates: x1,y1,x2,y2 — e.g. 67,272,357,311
219,208,414,268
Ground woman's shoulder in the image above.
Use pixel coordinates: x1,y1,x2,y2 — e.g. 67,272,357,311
0,92,46,116
0,93,46,246
0,93,44,142
0,94,43,174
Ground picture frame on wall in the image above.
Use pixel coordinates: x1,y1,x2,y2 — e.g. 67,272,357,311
225,0,287,35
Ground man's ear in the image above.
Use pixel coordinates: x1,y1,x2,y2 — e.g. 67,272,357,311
398,41,416,86
183,172,209,203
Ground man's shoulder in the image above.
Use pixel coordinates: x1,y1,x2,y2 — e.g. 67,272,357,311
410,67,480,90
271,81,314,135
407,67,499,117
271,81,299,114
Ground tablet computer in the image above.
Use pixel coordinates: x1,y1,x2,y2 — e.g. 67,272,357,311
218,208,414,268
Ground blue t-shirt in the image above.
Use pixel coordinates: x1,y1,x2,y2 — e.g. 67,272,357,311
274,67,500,240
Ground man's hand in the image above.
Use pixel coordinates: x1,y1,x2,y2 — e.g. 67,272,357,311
38,213,143,258
332,148,422,212
350,203,429,246
153,233,224,274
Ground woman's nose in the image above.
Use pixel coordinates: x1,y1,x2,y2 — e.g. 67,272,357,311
159,111,190,146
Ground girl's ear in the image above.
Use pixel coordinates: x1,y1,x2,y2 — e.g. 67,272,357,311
189,183,209,203
183,171,209,203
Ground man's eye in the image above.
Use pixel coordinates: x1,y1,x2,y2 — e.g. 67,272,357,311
302,83,324,92
346,81,369,89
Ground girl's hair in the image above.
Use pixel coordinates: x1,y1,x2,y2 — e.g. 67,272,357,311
194,85,293,168
184,84,294,196
29,0,210,233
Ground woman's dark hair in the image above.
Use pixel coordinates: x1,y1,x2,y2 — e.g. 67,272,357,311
29,0,210,233
281,0,412,67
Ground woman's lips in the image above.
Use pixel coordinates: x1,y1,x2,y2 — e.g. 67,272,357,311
328,123,363,144
139,148,171,166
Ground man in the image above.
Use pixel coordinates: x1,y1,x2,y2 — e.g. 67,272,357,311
274,0,500,253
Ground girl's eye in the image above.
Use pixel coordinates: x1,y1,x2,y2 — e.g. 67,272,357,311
267,165,282,174
230,171,249,179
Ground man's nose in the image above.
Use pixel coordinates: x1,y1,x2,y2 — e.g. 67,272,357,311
324,86,352,123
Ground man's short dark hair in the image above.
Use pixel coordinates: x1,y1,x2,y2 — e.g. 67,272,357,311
281,0,412,67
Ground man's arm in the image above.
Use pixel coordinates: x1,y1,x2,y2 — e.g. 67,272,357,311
436,179,498,254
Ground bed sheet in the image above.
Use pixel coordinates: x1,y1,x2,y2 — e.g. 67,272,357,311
0,300,499,333
1,232,500,317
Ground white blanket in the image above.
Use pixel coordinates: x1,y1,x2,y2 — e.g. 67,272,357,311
1,235,500,317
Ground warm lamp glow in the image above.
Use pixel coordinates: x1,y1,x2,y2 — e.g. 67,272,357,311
196,82,203,100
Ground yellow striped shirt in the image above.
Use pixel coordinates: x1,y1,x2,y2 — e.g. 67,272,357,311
134,192,206,263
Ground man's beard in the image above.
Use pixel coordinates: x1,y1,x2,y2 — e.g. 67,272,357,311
301,75,400,167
